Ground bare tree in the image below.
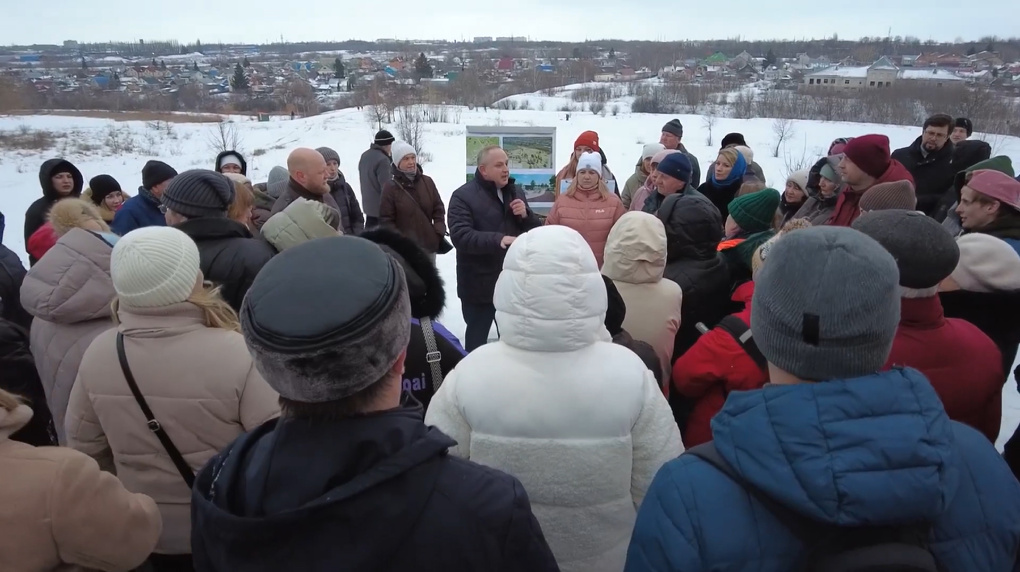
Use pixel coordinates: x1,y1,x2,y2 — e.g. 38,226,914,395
396,105,426,156
784,135,813,174
772,117,795,158
702,107,718,147
206,120,244,155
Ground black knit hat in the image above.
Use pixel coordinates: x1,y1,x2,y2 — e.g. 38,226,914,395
316,146,341,165
852,210,960,289
161,169,234,219
142,160,178,190
721,133,747,148
955,117,973,137
662,119,683,138
374,130,395,146
88,174,122,205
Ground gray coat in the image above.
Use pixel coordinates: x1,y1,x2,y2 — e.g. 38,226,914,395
358,145,392,218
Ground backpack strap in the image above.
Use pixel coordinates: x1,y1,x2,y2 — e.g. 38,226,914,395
117,333,196,489
419,317,445,392
714,315,768,371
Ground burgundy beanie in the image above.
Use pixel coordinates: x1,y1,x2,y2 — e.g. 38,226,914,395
843,135,891,179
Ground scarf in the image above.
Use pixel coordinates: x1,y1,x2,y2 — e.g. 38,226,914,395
708,152,748,188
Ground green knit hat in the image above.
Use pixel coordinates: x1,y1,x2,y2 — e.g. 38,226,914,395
729,189,781,233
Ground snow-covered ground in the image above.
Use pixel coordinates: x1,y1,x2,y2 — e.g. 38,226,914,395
2,100,1020,448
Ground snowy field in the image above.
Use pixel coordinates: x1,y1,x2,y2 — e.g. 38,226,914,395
3,90,1020,448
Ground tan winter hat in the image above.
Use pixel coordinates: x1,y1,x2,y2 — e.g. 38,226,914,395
951,234,1020,293
860,180,917,212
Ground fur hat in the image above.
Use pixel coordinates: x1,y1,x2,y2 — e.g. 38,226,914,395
111,226,201,309
860,180,917,212
576,152,602,175
241,236,412,403
390,142,417,167
852,210,960,289
574,130,600,153
360,227,446,320
316,146,340,166
642,143,665,161
261,198,341,253
48,198,110,237
951,233,1020,293
721,133,747,148
88,174,122,206
843,134,891,179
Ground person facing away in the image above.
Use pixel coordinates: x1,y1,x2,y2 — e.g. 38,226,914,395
625,225,1020,572
359,129,395,228
380,141,448,261
852,210,1003,443
24,158,84,264
448,145,542,352
955,169,1020,256
0,387,162,572
316,146,365,235
191,235,559,572
162,169,276,313
271,148,341,217
112,160,177,236
426,225,681,572
545,151,627,268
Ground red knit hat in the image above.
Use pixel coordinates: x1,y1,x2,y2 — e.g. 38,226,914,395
842,134,891,179
574,131,600,153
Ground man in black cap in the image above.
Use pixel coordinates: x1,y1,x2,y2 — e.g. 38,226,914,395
659,119,701,187
190,236,558,572
358,130,395,228
162,169,274,311
112,160,177,236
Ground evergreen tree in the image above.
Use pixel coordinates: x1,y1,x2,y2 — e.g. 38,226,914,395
160,60,167,70
608,47,616,60
193,61,199,72
334,57,346,78
414,52,433,79
151,57,157,67
967,45,977,56
985,41,995,53
231,62,250,91
81,58,88,70
764,48,777,69
243,56,250,67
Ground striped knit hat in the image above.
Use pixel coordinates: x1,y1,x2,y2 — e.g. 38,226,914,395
111,226,201,308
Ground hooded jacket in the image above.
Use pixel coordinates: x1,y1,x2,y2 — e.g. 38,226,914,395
892,136,956,216
20,229,115,444
191,406,559,572
792,156,844,226
66,302,280,554
358,144,392,218
426,226,682,572
884,296,1003,442
0,319,55,447
111,186,167,236
328,170,365,235
174,217,276,313
545,187,627,268
0,244,32,330
602,212,683,385
939,288,1020,384
672,281,767,448
626,368,1020,572
828,158,914,227
0,404,161,572
938,155,1013,234
24,159,83,263
214,150,247,175
380,165,447,253
360,228,466,411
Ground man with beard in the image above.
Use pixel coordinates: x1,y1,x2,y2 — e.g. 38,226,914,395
892,114,956,216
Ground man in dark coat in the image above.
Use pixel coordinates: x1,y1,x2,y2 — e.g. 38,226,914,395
317,146,365,235
214,150,247,176
358,130,395,228
891,114,956,216
162,170,275,312
24,158,83,264
191,236,558,572
0,318,56,446
272,148,340,218
111,160,177,236
448,146,541,352
0,241,32,330
659,119,701,187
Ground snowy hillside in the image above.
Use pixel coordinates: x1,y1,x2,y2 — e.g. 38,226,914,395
2,102,1020,448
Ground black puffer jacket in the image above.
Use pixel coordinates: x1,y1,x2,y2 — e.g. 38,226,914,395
448,171,542,304
175,217,275,312
24,159,83,261
939,289,1020,384
328,172,365,235
891,137,956,216
0,318,56,446
0,244,32,330
932,140,994,222
697,177,744,221
657,194,732,361
191,407,559,572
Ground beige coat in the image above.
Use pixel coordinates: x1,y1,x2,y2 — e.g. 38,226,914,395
20,228,116,444
0,404,161,571
602,212,683,385
66,302,280,555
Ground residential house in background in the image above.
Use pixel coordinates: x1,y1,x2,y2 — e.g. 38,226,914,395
802,55,967,91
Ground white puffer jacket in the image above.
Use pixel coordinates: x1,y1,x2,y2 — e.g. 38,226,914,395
425,225,682,572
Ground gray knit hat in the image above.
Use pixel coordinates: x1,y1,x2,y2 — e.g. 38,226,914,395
852,210,960,289
316,147,341,166
266,166,289,200
751,226,901,381
161,169,234,219
241,235,411,403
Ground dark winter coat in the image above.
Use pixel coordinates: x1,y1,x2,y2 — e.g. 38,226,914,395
778,194,807,227
174,217,275,312
891,137,956,216
937,155,1013,232
250,183,277,230
952,139,992,172
191,408,560,572
270,179,341,218
359,228,465,411
625,368,1020,572
672,143,701,188
1,211,5,243
828,158,913,227
0,244,32,330
110,187,166,237
448,171,542,304
940,288,1020,382
328,172,365,235
641,186,705,215
214,150,247,176
358,144,392,218
885,296,1003,442
0,318,56,447
791,156,844,226
697,177,744,221
969,216,1020,256
24,159,83,264
380,167,447,253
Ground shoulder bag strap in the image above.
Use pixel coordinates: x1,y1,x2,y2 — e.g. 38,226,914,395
116,333,196,489
399,180,440,229
715,315,769,371
419,317,445,392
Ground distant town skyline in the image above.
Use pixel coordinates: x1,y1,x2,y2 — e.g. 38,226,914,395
3,0,1017,47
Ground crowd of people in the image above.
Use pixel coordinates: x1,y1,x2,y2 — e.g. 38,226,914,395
1,114,1020,571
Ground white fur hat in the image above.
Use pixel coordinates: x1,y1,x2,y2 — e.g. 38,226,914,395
111,226,201,308
576,152,602,176
951,234,1020,293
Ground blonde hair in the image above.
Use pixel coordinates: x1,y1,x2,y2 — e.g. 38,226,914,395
112,284,240,332
717,148,740,168
0,388,21,412
227,180,255,229
737,180,766,197
564,175,611,200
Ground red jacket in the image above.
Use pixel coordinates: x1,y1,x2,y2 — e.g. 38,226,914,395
672,281,768,447
827,159,914,227
884,296,1003,442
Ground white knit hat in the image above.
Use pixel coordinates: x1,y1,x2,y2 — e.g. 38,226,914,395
951,233,1020,293
111,226,202,308
390,141,417,167
642,143,665,160
576,152,602,176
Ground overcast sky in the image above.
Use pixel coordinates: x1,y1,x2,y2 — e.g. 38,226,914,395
3,0,1015,46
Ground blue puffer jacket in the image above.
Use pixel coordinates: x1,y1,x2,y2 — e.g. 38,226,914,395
110,187,166,236
626,368,1020,572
